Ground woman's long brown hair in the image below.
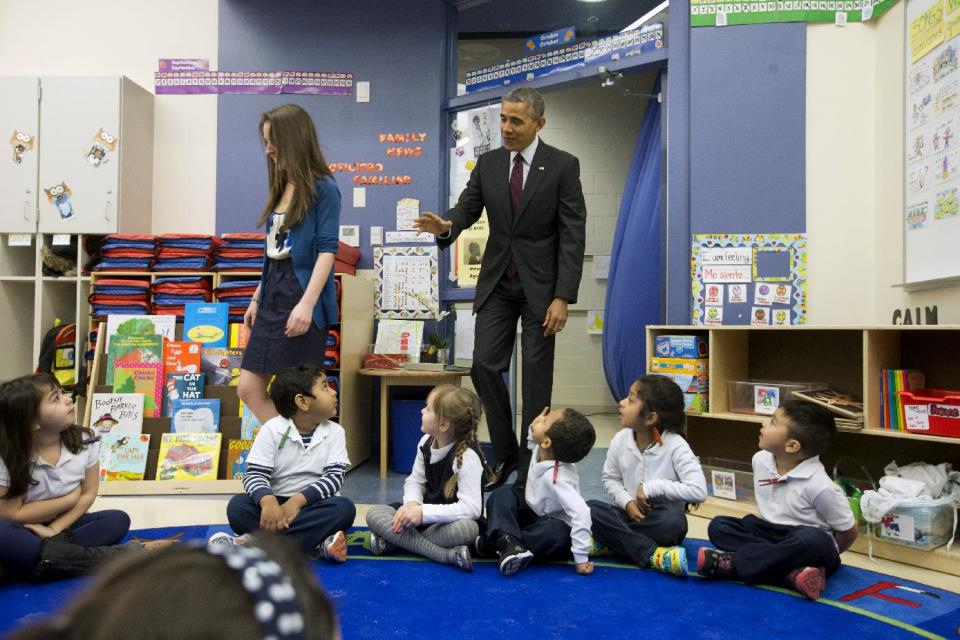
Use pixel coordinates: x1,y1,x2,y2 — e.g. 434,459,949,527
256,103,332,230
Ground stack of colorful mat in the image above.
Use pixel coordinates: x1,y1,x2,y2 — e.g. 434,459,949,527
94,235,156,272
214,233,264,271
214,279,259,321
153,234,216,271
152,276,213,317
88,278,151,319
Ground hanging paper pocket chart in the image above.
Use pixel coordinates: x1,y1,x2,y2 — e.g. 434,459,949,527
691,233,807,326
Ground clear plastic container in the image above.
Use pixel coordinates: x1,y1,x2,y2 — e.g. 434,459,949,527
701,457,755,503
872,496,958,550
727,380,827,415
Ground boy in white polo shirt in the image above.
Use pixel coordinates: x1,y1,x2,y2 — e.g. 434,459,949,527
210,364,356,561
698,401,858,600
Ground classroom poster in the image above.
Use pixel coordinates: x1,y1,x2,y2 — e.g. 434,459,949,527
374,246,439,319
690,0,899,27
691,234,807,325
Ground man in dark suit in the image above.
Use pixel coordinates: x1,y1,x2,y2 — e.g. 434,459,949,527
414,87,587,488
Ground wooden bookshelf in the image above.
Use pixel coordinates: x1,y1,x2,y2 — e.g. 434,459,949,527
649,325,960,577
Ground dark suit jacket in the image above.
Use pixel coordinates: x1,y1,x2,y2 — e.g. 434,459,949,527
439,140,587,319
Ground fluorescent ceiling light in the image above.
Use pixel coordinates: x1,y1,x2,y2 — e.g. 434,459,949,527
621,0,669,32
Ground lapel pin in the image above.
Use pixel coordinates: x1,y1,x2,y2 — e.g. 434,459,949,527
538,166,544,171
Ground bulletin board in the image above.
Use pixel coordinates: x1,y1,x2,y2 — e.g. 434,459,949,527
691,233,808,326
903,0,960,287
373,246,440,319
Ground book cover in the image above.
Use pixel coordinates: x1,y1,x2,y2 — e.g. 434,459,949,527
229,323,252,349
164,372,205,417
791,388,864,418
112,362,164,417
183,303,229,348
240,403,263,440
226,439,253,479
156,433,221,481
163,341,202,375
99,433,150,481
105,314,176,349
201,347,244,386
170,398,221,433
106,334,163,386
89,393,144,436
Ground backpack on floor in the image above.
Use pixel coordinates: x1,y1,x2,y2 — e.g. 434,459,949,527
37,321,76,388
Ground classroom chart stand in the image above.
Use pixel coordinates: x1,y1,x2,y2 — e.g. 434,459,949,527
84,272,375,496
357,368,470,478
648,325,960,577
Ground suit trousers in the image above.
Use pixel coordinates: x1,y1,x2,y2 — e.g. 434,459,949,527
707,514,841,584
471,274,555,482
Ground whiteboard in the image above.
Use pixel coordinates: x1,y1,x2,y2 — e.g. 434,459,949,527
903,0,960,286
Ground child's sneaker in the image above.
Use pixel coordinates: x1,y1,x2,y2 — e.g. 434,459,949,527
697,547,737,579
649,546,688,577
497,533,533,577
314,531,348,563
207,532,250,547
368,532,394,556
786,566,826,600
451,545,473,573
470,534,494,559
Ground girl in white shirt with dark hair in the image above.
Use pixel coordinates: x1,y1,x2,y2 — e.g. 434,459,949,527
365,385,492,572
588,374,707,578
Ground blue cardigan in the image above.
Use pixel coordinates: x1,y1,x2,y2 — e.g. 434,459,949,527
260,175,341,330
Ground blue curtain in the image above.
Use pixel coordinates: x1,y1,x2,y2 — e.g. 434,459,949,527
602,71,664,401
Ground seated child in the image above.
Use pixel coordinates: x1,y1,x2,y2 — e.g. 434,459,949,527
0,374,162,582
587,374,707,577
482,407,596,576
9,535,340,640
365,385,492,572
698,400,858,599
210,364,356,562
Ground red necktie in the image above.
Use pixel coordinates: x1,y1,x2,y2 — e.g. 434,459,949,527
505,154,524,278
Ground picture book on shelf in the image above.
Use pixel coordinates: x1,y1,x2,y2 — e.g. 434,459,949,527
230,323,251,349
164,372,205,417
201,347,244,386
163,341,202,375
106,334,163,386
183,303,229,348
791,388,864,419
90,393,144,435
99,433,150,481
112,362,163,417
156,433,221,481
171,398,221,433
226,439,253,479
105,314,175,349
241,403,262,440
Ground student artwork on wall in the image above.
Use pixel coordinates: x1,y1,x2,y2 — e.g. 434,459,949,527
904,0,960,286
374,246,439,319
690,0,897,27
453,211,489,287
691,233,807,326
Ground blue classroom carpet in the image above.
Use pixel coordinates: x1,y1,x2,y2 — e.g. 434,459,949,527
0,526,958,639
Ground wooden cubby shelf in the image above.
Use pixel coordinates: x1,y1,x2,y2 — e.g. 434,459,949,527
649,325,960,577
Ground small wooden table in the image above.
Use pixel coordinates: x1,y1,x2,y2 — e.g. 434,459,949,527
358,368,471,477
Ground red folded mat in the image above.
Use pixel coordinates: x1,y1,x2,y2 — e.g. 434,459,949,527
107,234,157,242
336,241,360,266
221,233,265,240
334,260,356,276
93,279,151,288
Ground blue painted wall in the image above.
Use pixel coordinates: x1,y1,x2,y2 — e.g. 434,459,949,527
216,0,448,268
666,19,806,322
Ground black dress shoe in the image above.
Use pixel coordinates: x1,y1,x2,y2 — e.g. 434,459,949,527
484,455,518,491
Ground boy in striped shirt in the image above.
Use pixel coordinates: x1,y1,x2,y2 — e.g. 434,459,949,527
209,364,355,561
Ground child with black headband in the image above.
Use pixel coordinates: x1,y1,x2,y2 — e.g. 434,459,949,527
8,535,340,640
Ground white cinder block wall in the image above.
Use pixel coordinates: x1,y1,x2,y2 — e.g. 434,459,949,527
527,73,658,416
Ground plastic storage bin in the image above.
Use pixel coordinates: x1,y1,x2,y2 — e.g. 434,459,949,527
873,496,958,550
898,388,960,438
390,397,425,474
727,380,827,415
701,457,755,503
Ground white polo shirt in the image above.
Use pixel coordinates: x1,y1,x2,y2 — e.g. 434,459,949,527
602,429,708,509
752,450,856,533
246,416,349,498
0,441,99,503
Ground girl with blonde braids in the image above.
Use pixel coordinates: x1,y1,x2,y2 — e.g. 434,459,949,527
365,385,493,571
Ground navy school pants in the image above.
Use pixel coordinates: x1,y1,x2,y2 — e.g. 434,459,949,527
484,485,572,561
227,493,356,555
587,499,688,567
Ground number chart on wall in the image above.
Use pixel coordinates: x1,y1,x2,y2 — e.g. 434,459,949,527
373,246,439,319
904,0,960,285
691,234,808,326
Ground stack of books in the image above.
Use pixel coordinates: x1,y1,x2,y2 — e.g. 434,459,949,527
879,369,925,431
792,388,864,430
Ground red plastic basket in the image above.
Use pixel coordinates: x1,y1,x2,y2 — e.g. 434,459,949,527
897,388,960,438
